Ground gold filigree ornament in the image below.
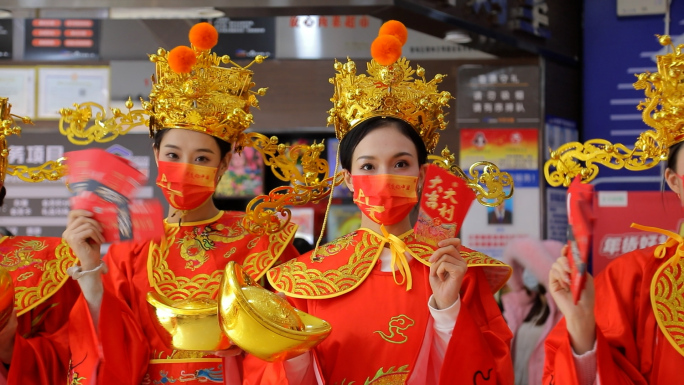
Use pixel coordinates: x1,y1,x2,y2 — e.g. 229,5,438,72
240,133,345,235
429,146,514,207
545,35,684,187
0,97,66,184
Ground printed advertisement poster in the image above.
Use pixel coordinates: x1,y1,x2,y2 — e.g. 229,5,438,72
215,146,264,198
592,191,682,275
459,128,540,260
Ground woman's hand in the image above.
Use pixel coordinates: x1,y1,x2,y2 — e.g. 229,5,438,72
549,245,596,354
62,210,105,270
0,310,17,364
429,238,468,310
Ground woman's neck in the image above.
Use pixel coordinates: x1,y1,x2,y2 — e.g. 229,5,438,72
166,197,220,224
360,214,412,237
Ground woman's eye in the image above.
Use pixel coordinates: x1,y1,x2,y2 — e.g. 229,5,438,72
395,160,409,168
195,156,209,163
165,152,179,160
360,163,374,171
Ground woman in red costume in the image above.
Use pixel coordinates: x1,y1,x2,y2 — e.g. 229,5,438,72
0,97,79,385
61,23,300,385
244,21,514,385
543,35,684,384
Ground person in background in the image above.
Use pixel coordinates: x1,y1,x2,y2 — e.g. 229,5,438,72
543,35,684,384
501,238,563,385
0,97,80,384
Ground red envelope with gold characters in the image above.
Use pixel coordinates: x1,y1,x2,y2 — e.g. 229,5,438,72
414,164,476,246
567,176,594,304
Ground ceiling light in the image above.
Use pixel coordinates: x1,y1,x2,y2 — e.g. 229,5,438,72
110,7,224,19
444,30,472,44
0,10,12,19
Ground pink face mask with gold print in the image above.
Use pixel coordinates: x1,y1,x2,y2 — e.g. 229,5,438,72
352,174,418,225
156,161,218,211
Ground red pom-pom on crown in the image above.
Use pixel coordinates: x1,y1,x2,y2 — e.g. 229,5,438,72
189,22,219,50
168,46,197,74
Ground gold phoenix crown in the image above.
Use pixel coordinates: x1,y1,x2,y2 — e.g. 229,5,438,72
545,35,684,187
327,57,451,153
59,22,266,146
0,97,65,184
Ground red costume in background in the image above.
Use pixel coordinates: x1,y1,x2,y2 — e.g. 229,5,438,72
543,240,684,384
67,211,299,385
245,228,514,384
0,236,79,384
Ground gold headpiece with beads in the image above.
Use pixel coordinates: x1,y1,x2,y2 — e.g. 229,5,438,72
59,22,266,146
0,97,65,184
327,21,452,153
545,35,684,187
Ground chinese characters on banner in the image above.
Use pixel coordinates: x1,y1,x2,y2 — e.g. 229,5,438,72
414,165,476,246
457,66,540,127
1,132,161,238
592,191,682,275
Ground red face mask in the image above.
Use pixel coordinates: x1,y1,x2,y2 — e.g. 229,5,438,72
156,161,218,211
352,174,418,225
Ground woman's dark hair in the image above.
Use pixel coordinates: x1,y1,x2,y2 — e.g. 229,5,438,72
0,185,5,207
667,141,684,173
339,117,428,171
152,128,232,159
523,284,550,326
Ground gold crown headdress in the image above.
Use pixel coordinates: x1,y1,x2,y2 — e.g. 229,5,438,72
0,97,65,184
327,20,452,153
60,22,265,146
545,35,684,187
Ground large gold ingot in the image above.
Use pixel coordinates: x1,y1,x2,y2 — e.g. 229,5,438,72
146,292,231,351
0,267,13,331
218,261,332,362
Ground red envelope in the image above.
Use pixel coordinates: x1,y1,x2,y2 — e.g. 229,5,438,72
65,148,146,198
567,176,594,304
71,192,164,243
414,164,476,246
66,148,163,243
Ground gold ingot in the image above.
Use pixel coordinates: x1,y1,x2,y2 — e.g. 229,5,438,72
0,267,13,331
146,292,231,351
218,261,332,362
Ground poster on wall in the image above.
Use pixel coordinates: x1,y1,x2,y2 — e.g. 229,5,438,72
0,68,36,118
1,132,161,238
459,128,540,260
214,146,264,198
456,65,540,128
326,204,361,242
37,67,109,119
